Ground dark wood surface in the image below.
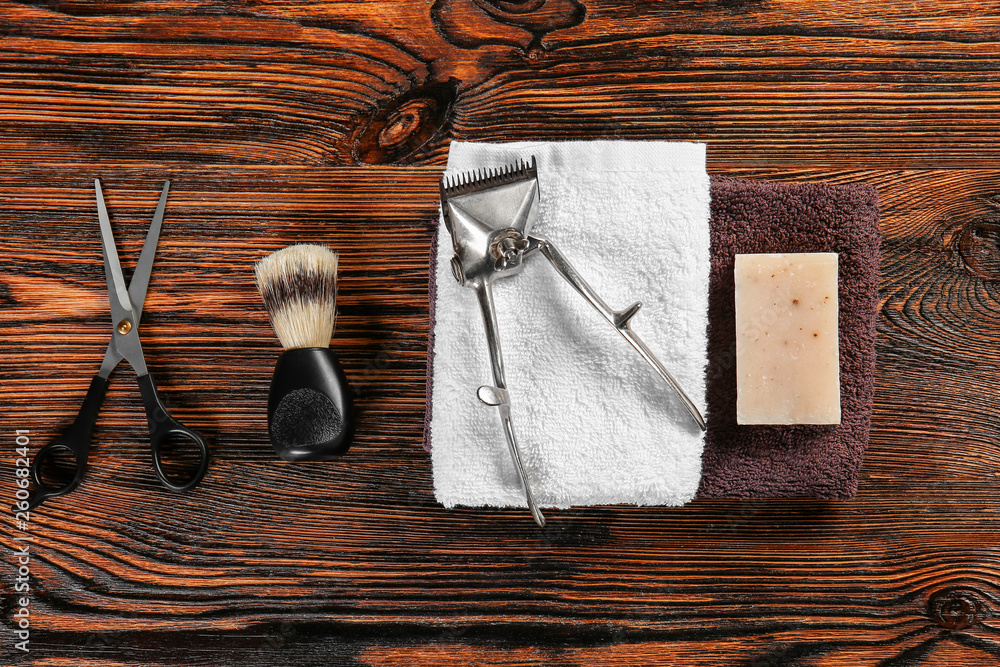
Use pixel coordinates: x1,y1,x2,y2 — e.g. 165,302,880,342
2,3,1000,666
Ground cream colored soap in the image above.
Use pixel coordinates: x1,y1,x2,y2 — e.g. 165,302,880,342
735,253,840,425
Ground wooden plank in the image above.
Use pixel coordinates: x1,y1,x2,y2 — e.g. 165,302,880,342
2,3,1000,167
2,166,1000,665
4,0,1000,664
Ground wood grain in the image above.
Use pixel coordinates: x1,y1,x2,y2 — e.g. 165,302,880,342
2,1,1000,665
3,1,1000,167
2,167,1000,666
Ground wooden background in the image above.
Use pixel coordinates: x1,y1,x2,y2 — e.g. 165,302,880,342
2,1,1000,665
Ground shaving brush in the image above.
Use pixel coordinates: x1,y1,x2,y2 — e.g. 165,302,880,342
255,244,354,461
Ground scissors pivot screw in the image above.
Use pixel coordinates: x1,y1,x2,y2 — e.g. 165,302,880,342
117,319,133,334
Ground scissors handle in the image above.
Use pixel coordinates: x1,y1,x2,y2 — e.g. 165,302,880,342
136,374,209,492
24,375,109,511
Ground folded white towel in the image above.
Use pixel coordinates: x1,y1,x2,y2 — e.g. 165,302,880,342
428,141,710,509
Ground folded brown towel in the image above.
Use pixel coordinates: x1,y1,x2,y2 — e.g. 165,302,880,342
697,176,881,499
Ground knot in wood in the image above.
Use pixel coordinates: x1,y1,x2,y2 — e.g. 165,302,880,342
350,82,456,164
928,587,988,631
431,0,585,51
957,221,1000,281
377,101,432,148
478,0,548,13
525,45,546,64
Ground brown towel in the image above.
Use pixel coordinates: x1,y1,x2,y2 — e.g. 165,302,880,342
697,176,881,499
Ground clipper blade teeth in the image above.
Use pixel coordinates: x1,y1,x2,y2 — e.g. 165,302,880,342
440,156,537,200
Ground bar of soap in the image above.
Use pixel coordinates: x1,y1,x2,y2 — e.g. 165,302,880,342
735,252,841,425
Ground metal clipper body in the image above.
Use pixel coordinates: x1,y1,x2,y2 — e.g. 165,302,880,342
440,156,706,527
441,162,539,286
441,158,545,526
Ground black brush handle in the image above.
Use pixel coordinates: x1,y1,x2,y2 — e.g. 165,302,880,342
267,347,354,461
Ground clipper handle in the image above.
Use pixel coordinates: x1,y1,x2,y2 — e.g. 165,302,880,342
530,236,707,431
474,281,546,527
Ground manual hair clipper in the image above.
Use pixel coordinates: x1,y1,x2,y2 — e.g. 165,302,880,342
439,156,706,527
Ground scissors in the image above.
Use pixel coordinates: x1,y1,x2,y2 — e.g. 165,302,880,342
24,179,210,511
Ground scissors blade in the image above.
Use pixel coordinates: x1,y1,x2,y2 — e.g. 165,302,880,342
97,340,125,379
95,179,135,321
129,180,169,322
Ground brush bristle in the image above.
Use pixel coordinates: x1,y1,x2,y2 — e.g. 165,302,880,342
255,244,339,350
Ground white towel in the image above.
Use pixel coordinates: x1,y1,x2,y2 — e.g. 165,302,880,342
428,141,710,509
